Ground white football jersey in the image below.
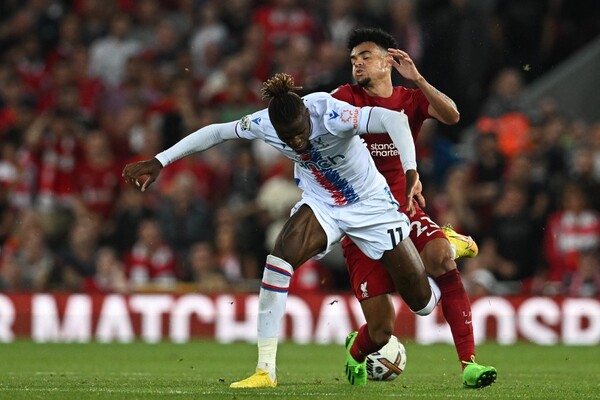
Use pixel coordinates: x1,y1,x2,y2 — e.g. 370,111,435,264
235,92,389,206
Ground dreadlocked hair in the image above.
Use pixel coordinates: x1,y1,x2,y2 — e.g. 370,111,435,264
262,73,305,127
347,28,398,51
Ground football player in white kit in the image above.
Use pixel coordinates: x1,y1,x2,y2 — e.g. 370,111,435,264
122,73,440,387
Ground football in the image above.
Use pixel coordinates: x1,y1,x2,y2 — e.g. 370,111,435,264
366,335,407,381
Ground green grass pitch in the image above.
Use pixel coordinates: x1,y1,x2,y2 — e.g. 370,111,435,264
0,341,598,399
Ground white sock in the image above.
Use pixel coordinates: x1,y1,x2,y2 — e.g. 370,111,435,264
414,277,442,316
256,255,293,379
257,337,278,380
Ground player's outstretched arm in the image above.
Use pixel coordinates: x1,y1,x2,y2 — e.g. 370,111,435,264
122,121,240,191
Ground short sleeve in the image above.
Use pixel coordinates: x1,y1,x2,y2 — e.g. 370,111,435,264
323,97,372,138
236,110,268,140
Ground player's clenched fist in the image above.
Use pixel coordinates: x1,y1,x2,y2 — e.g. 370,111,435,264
122,158,163,192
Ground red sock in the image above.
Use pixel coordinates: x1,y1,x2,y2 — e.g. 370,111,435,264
350,324,380,363
435,269,475,369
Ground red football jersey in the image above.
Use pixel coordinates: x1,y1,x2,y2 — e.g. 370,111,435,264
332,84,430,207
76,161,121,218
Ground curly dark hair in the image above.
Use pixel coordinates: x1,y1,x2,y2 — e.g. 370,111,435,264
262,73,305,127
347,28,398,51
261,73,302,99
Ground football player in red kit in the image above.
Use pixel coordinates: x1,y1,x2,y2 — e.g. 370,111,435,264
332,28,496,388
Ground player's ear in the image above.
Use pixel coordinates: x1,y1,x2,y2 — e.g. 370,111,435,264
384,52,393,69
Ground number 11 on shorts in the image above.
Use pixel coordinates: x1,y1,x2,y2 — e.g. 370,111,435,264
387,227,404,247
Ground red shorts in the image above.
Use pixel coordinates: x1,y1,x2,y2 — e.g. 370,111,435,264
342,203,447,301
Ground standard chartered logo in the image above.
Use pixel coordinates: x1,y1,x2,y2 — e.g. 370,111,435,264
370,143,398,157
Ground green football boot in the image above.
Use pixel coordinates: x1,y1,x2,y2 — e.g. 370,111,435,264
345,331,367,385
462,357,497,388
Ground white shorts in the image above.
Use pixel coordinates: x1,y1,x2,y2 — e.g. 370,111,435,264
290,186,410,260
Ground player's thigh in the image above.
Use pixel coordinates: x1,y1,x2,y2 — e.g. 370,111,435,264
380,238,431,311
408,208,454,277
343,238,395,301
272,204,328,268
408,207,447,252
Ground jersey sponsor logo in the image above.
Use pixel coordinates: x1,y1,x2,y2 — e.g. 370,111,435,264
240,115,251,131
339,108,359,129
301,146,358,205
369,142,399,157
296,154,345,171
328,110,339,120
340,109,353,123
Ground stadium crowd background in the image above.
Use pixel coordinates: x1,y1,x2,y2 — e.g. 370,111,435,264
0,0,599,297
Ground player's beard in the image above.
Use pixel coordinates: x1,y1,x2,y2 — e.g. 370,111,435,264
356,77,371,87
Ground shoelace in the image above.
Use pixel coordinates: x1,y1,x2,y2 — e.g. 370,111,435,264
461,355,477,367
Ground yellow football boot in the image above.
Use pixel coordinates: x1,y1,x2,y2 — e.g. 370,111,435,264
230,369,277,388
441,224,479,259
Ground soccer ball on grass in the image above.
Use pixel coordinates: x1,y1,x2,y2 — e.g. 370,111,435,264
366,335,407,381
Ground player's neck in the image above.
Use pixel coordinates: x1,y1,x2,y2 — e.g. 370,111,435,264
362,79,393,98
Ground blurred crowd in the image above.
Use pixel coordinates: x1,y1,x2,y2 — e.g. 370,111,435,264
0,0,599,297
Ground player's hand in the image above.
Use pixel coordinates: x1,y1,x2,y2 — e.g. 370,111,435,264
405,169,420,217
122,158,163,192
413,178,426,209
387,48,421,82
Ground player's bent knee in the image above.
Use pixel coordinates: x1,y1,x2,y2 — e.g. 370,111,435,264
422,240,456,277
427,256,457,277
412,277,441,316
412,294,437,316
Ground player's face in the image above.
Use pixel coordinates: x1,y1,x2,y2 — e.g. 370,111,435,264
350,42,390,87
275,107,312,153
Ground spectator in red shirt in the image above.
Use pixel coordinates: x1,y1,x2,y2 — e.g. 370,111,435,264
44,13,84,71
544,183,600,291
23,110,83,242
124,217,178,290
74,130,122,221
251,0,320,80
